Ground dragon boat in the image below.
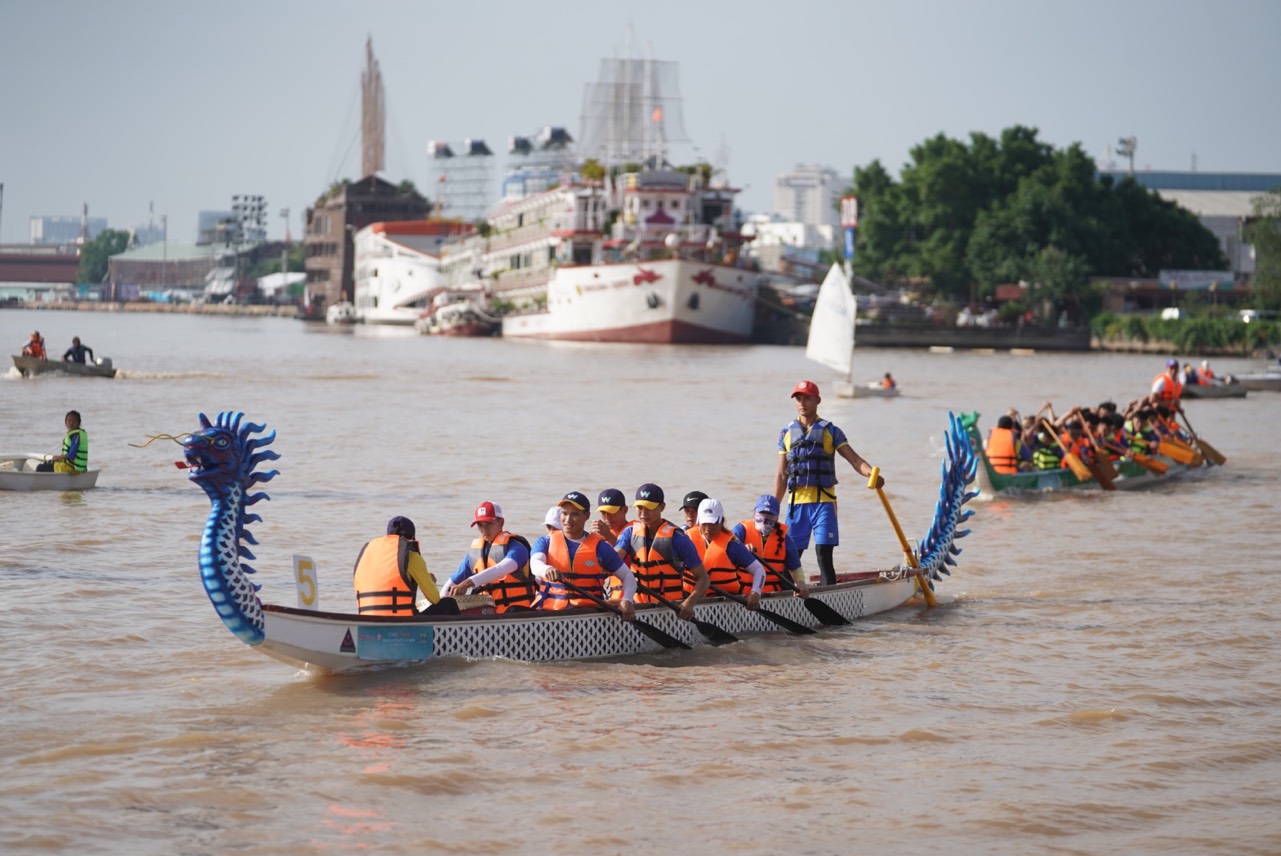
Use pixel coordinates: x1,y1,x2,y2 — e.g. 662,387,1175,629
181,410,978,674
959,411,1200,496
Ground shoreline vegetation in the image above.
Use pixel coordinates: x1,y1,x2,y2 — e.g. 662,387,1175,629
7,300,1278,357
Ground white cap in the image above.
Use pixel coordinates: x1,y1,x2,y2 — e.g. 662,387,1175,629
544,505,563,530
696,497,724,525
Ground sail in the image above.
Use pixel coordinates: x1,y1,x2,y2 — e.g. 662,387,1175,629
805,264,856,380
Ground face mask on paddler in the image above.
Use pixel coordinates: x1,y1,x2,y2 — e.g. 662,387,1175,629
754,513,777,538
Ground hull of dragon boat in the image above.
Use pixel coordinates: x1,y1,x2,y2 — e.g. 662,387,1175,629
255,575,919,673
502,258,758,344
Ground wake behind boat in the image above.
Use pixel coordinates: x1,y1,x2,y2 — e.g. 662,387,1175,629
0,453,101,491
805,264,900,398
12,355,117,378
178,410,977,674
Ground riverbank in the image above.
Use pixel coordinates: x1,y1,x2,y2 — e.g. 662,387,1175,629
9,300,299,318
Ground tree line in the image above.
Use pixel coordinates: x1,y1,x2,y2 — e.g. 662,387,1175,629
843,125,1255,325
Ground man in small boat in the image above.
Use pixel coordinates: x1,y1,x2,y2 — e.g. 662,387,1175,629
21,331,46,358
731,494,809,597
774,380,882,586
444,501,537,613
880,372,897,390
529,491,637,619
1149,359,1184,407
353,516,454,616
612,483,711,619
63,336,95,364
678,490,708,532
36,410,88,473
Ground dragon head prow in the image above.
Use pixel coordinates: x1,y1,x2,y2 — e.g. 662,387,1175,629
183,410,280,496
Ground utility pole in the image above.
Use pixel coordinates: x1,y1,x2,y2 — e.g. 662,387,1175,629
1116,136,1137,175
280,208,290,303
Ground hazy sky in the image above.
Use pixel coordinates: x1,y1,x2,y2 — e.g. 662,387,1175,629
2,0,1279,245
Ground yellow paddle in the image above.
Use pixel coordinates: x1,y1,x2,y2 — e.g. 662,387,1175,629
867,466,937,607
1101,439,1168,475
1040,420,1095,484
1179,410,1227,466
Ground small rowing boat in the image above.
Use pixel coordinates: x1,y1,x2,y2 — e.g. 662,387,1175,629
12,355,117,378
0,453,101,491
1181,380,1246,399
179,410,978,673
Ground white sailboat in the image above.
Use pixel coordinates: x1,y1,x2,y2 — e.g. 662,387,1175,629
805,264,900,399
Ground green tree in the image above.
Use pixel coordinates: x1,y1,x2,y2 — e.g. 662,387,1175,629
1244,186,1281,311
78,228,131,284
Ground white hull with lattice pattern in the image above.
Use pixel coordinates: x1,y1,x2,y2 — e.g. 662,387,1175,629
255,573,921,673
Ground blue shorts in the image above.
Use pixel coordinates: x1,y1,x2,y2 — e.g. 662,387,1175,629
785,502,839,551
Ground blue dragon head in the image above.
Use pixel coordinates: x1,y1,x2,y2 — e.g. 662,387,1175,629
183,411,280,646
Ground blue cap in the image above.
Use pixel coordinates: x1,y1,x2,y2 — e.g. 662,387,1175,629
597,488,626,513
387,516,415,538
754,494,780,515
558,491,590,512
634,483,665,509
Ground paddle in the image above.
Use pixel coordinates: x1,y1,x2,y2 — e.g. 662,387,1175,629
772,572,849,626
705,583,816,635
1101,439,1168,475
1040,419,1096,484
1082,425,1119,483
1154,433,1199,467
552,577,690,650
867,467,938,607
632,579,738,645
1179,409,1227,466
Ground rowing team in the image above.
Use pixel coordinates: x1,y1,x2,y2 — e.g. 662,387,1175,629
352,484,810,620
984,398,1209,474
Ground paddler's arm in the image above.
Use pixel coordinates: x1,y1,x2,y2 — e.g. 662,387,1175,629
836,443,882,489
599,544,636,621
406,551,440,605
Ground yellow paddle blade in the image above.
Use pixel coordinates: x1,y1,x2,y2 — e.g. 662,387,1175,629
1063,451,1094,482
1195,437,1227,465
1156,439,1196,465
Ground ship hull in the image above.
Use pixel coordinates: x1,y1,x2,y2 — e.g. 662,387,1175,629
502,258,758,345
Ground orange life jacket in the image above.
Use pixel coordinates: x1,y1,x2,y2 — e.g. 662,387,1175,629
738,521,790,594
628,520,689,603
538,530,608,610
1151,373,1183,403
466,532,536,612
985,426,1019,474
352,534,418,615
701,529,748,597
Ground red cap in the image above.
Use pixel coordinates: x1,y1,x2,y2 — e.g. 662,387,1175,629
470,500,503,526
791,380,820,398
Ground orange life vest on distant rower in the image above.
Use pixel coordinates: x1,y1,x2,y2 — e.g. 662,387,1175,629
353,534,418,615
985,426,1019,474
738,521,790,594
628,521,688,603
701,529,747,597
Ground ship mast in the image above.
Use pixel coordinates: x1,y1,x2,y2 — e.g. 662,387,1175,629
361,37,385,177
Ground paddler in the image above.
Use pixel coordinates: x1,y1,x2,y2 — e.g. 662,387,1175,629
444,501,537,613
353,516,454,615
529,491,636,618
611,483,711,618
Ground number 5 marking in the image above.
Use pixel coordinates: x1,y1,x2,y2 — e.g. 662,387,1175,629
293,554,318,608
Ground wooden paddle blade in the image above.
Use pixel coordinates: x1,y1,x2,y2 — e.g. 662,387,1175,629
801,596,849,626
1132,452,1169,475
1157,439,1197,466
1195,437,1227,466
1087,457,1116,490
1063,451,1094,482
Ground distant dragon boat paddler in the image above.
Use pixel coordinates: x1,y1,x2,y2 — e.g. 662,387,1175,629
612,483,710,619
444,501,537,612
